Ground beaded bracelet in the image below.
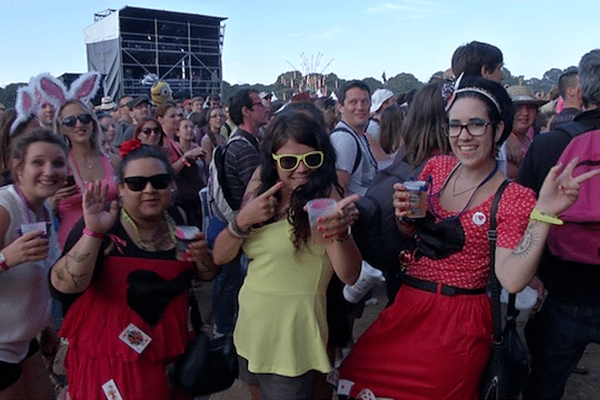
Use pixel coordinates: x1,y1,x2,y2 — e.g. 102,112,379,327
83,227,104,239
180,156,191,167
228,218,250,239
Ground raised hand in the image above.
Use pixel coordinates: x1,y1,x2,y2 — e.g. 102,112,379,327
185,147,207,161
82,181,119,235
537,157,600,216
236,182,283,231
316,194,360,241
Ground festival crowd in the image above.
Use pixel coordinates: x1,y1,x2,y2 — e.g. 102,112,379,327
1,41,600,400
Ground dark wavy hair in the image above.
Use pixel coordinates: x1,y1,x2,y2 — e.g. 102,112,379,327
258,110,341,250
450,76,515,148
116,145,175,183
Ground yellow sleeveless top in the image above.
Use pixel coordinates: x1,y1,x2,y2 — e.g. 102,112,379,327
234,219,334,376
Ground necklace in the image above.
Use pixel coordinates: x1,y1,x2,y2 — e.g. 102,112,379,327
452,167,481,196
429,161,499,221
121,209,177,250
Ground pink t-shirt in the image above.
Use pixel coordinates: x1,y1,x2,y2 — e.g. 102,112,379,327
57,155,118,248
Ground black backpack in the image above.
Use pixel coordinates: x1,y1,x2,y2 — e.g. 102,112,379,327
352,152,426,302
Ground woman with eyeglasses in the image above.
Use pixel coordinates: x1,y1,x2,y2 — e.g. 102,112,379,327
0,129,67,399
336,77,600,400
50,145,217,400
200,107,226,166
213,110,360,400
52,99,119,248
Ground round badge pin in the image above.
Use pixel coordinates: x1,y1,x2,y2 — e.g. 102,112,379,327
473,212,486,226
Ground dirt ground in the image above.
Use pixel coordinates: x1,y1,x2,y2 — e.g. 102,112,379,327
198,281,599,400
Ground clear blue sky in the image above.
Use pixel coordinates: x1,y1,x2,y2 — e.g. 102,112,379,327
1,0,598,88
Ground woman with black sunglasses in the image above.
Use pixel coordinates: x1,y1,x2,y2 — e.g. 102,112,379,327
212,110,360,400
50,145,217,400
52,99,119,248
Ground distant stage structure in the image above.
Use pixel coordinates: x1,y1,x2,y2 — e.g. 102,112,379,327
84,6,226,100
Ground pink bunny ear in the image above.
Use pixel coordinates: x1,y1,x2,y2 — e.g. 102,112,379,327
68,71,101,103
10,86,36,135
36,73,67,110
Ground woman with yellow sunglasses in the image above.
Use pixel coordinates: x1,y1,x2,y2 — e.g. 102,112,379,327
213,110,361,400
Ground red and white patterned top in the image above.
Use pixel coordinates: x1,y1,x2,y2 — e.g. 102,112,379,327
408,155,536,289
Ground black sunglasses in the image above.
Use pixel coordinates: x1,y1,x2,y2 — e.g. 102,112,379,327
123,174,172,191
140,127,162,136
62,114,93,127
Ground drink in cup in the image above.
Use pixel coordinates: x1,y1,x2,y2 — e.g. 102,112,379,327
175,225,200,261
403,181,428,218
306,198,336,245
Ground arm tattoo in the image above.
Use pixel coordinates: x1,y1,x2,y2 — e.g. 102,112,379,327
513,222,541,259
55,251,91,288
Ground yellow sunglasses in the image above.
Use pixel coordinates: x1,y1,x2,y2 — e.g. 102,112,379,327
272,151,324,171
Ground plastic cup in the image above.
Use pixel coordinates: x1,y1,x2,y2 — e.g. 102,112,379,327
403,180,428,218
306,198,336,245
343,261,384,303
175,225,200,261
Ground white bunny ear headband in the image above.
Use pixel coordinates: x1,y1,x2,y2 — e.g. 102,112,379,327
10,71,101,135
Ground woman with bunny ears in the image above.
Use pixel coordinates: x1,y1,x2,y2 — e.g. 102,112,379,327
52,99,119,248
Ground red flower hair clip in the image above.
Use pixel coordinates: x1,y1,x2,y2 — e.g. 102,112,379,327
119,138,143,158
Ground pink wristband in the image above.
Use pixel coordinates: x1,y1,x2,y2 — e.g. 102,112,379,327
83,227,104,239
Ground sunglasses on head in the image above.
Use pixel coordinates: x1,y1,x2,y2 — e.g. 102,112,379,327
123,173,172,191
62,114,93,127
272,151,324,171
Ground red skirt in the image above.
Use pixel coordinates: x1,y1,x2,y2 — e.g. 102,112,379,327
60,256,193,400
337,284,493,400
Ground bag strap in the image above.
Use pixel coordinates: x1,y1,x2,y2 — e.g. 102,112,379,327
187,265,235,335
332,126,362,174
488,179,511,342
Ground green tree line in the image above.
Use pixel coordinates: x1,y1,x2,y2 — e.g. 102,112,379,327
1,66,575,109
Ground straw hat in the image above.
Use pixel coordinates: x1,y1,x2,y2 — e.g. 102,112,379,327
506,85,547,107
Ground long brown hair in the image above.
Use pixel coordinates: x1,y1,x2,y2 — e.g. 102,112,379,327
400,81,449,167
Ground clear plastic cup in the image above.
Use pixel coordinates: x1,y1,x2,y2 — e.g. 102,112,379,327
306,198,336,245
175,225,200,261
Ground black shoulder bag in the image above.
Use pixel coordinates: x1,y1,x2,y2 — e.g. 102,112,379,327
169,276,239,397
481,180,529,400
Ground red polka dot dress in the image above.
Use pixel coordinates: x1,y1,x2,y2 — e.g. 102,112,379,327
337,156,536,400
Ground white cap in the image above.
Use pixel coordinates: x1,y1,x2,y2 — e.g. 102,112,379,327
370,89,394,114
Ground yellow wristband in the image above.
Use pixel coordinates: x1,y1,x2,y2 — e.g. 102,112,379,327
530,208,563,226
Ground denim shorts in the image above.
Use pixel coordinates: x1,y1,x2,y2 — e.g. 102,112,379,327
238,356,318,400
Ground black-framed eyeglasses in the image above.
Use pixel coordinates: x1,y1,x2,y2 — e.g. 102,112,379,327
272,151,324,171
123,173,172,191
140,127,162,136
62,114,93,127
444,120,490,137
